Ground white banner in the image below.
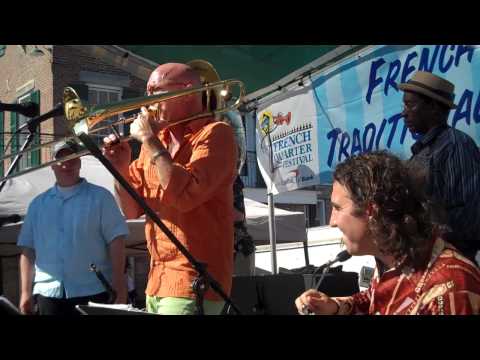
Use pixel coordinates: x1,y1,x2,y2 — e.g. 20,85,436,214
256,84,320,194
256,45,480,194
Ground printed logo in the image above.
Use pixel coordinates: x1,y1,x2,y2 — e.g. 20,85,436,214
258,111,273,136
273,112,291,126
258,110,292,136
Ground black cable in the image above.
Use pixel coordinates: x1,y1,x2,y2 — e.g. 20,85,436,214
309,263,326,289
313,266,330,291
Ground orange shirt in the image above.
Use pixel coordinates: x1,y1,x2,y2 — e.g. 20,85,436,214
128,117,237,301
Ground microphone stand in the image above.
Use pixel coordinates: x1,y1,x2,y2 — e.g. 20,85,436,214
0,104,63,193
312,264,333,292
77,133,241,315
301,264,334,316
301,250,351,315
89,263,117,304
0,132,36,193
309,261,331,289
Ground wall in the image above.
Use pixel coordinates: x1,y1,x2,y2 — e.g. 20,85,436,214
51,45,147,146
0,45,54,165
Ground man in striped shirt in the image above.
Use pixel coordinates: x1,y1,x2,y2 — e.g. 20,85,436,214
399,71,480,264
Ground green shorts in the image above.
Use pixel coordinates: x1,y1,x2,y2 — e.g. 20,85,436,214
146,295,225,315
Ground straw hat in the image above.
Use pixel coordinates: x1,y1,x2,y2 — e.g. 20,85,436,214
398,71,457,109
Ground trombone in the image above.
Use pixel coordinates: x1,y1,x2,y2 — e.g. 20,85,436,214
0,79,245,181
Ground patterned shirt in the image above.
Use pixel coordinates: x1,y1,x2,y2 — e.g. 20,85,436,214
408,125,480,259
333,238,480,315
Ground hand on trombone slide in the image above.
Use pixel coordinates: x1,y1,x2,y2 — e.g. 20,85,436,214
129,105,168,143
102,129,131,172
102,105,168,170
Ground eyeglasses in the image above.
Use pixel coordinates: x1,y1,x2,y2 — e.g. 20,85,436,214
148,90,169,96
146,82,192,96
401,101,421,112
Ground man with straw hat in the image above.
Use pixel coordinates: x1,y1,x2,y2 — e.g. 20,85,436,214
399,71,480,264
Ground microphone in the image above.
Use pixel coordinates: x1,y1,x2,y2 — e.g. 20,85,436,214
317,250,352,273
0,101,39,118
301,250,352,315
312,250,352,290
17,103,64,133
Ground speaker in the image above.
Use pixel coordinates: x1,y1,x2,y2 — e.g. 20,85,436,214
227,271,359,315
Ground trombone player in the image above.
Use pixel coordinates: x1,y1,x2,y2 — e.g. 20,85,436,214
103,63,238,315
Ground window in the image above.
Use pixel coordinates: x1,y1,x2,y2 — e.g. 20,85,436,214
87,84,123,145
11,90,40,173
0,45,5,58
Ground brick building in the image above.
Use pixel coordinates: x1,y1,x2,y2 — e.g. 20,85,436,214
0,45,157,308
0,45,157,176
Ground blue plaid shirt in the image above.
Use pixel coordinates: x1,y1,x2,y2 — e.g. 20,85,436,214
409,125,480,258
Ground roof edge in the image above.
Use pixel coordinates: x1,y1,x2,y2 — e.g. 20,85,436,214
67,45,159,81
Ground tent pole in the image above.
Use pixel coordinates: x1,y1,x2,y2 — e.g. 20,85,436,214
266,122,278,275
303,205,310,266
267,192,277,274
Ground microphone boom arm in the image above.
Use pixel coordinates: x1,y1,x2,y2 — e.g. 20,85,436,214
0,103,65,194
0,101,39,118
17,103,64,133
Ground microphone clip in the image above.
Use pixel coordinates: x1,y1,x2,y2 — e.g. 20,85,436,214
17,103,64,134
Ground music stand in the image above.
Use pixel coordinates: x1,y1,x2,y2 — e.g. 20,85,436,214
76,304,155,316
